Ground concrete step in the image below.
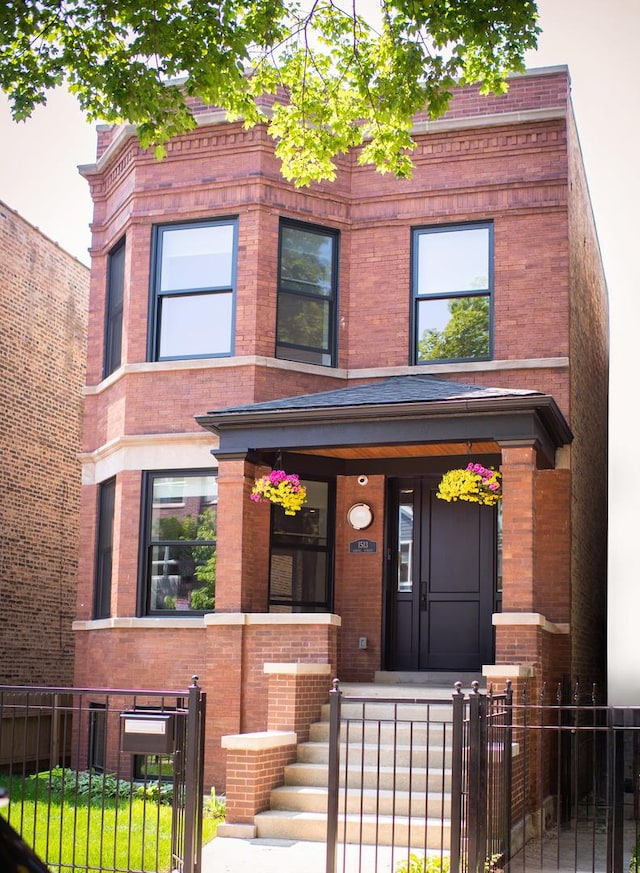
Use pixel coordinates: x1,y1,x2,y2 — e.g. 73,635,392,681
270,784,452,818
284,761,452,792
319,700,454,723
311,716,452,745
372,673,484,690
254,808,452,847
297,739,451,769
259,681,461,848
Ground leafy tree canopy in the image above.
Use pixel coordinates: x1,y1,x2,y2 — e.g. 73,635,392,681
0,0,539,184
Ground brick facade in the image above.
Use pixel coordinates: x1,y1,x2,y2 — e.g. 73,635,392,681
0,201,88,684
74,67,608,790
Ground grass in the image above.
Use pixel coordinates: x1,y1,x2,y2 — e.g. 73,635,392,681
0,772,221,872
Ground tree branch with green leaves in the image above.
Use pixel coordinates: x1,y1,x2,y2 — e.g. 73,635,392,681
0,0,539,184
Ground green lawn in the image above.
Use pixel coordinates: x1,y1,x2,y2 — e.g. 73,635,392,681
0,772,220,872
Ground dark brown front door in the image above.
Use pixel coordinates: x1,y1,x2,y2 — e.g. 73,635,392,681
388,476,496,672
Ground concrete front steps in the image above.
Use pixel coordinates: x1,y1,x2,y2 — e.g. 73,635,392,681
253,674,483,847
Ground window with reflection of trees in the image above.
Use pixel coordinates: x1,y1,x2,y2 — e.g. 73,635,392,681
142,471,217,614
269,479,334,612
413,223,493,363
276,221,338,366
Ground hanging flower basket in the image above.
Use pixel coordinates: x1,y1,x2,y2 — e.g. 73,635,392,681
250,469,307,516
436,462,502,507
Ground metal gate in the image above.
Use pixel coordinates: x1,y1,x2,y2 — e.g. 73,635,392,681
325,679,640,873
0,676,206,873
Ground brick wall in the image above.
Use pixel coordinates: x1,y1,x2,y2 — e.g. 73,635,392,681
0,201,88,684
74,620,337,789
566,109,608,691
334,475,386,682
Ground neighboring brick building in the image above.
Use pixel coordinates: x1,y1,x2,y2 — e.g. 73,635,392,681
74,65,608,790
0,201,89,684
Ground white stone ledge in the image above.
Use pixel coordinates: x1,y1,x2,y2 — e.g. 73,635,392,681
248,613,341,626
263,662,332,675
73,617,206,631
84,354,569,396
492,612,569,634
203,613,247,627
74,613,342,631
483,664,535,680
204,612,341,628
221,730,297,751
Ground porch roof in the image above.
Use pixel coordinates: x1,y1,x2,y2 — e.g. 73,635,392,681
195,375,572,467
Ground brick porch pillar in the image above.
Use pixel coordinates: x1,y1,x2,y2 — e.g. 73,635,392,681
500,443,537,613
215,456,270,612
488,443,570,694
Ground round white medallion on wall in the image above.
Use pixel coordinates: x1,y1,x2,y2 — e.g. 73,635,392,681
347,502,373,530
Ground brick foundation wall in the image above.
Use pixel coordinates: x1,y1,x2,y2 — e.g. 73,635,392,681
73,618,337,789
0,201,88,685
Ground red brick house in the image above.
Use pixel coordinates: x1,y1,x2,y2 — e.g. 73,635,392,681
73,65,608,791
0,201,88,685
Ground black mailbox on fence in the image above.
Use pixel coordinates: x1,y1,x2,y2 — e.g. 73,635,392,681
120,712,175,755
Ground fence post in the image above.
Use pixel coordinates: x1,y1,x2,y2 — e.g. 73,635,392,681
607,708,625,873
467,683,488,873
183,676,206,873
503,680,513,865
326,678,342,873
450,683,465,873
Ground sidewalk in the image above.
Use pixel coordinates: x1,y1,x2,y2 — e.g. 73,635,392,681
201,836,402,873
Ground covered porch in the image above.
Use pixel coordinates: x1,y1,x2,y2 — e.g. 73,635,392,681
196,374,573,690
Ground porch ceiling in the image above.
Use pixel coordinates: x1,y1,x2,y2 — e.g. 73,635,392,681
289,440,500,461
196,374,572,468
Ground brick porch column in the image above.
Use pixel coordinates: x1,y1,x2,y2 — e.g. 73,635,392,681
215,456,270,612
500,443,537,612
489,443,570,692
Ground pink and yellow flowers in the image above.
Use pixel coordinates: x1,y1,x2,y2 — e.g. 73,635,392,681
437,462,502,506
250,469,307,516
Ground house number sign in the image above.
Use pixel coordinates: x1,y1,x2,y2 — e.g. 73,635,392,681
349,539,377,554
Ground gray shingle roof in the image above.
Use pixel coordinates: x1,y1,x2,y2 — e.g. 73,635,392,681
206,374,541,415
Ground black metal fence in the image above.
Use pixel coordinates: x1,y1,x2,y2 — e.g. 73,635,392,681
326,679,640,873
0,676,206,873
504,685,640,873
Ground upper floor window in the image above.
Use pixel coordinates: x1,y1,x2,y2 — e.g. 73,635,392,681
140,471,217,615
276,220,338,367
150,219,237,361
103,237,125,378
412,223,493,364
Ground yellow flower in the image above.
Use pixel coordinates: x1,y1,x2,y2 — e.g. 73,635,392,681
436,464,501,507
250,470,308,516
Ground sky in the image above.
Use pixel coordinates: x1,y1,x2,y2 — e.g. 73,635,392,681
0,2,638,561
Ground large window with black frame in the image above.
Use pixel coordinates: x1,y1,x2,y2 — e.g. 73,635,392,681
103,236,125,378
149,218,237,361
276,220,338,366
94,477,116,619
268,479,334,612
412,221,493,364
141,471,217,614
